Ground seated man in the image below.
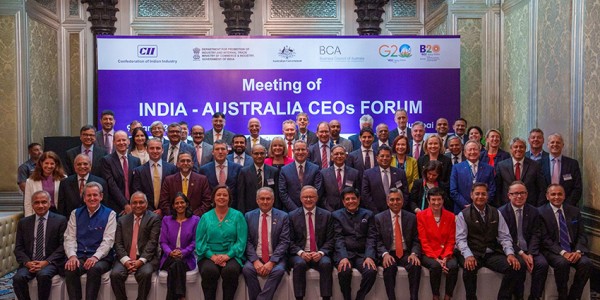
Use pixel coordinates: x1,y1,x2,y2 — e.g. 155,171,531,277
64,182,117,300
13,191,67,300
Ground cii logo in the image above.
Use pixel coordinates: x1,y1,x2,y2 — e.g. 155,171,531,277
137,45,158,58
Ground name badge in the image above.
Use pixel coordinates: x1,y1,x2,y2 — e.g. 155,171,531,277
345,180,354,186
563,174,572,181
267,178,275,185
395,181,403,188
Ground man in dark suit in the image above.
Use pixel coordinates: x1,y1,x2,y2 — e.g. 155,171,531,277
374,188,421,300
289,186,335,300
65,125,107,177
450,140,496,214
204,112,235,146
448,117,468,144
162,122,197,165
132,138,178,214
190,125,213,168
308,121,333,169
536,184,591,300
332,187,377,300
245,117,271,155
373,123,391,154
408,121,426,159
199,140,242,198
236,144,279,213
498,181,548,300
110,192,161,300
282,119,298,159
346,127,377,177
58,154,108,217
159,152,212,217
445,135,466,165
294,112,318,145
388,108,412,145
495,137,547,207
227,134,254,167
95,110,115,154
13,191,67,300
279,140,323,212
525,128,549,162
348,114,374,151
242,187,290,300
361,145,409,214
319,145,360,212
100,130,141,215
329,120,353,152
540,133,582,206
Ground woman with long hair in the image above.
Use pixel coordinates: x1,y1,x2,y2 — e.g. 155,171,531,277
23,151,65,216
130,127,150,164
264,137,293,169
390,135,419,191
417,134,452,183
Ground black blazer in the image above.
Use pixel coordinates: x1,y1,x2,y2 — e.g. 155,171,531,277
319,165,360,212
65,145,107,177
100,152,141,213
495,157,547,207
14,212,67,268
535,203,588,255
57,174,108,217
332,208,377,263
407,179,451,213
416,154,453,184
236,164,279,213
288,207,335,257
374,209,421,258
114,210,162,268
540,155,582,206
498,203,540,255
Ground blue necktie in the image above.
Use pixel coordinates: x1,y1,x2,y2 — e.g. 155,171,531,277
34,217,45,260
558,209,571,252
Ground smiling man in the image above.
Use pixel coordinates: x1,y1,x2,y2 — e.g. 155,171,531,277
58,154,108,217
65,125,108,176
279,140,322,211
539,133,582,206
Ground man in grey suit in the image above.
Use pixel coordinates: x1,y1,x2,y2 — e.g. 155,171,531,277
204,112,235,146
65,125,107,177
329,120,353,152
162,122,197,165
540,133,582,206
246,118,271,154
190,125,213,168
242,187,290,300
95,110,115,154
110,192,161,300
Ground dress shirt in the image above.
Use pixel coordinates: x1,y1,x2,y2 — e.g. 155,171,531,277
33,211,50,259
511,158,525,175
103,130,114,151
319,141,331,162
81,145,94,162
549,155,563,178
119,215,148,264
452,153,463,164
380,167,391,188
386,210,407,255
455,208,514,259
510,204,526,254
254,164,264,186
529,151,543,161
78,174,90,184
256,210,273,257
361,146,374,167
118,152,129,169
299,208,324,256
378,141,389,147
234,154,245,166
212,129,223,140
64,206,117,260
296,162,306,178
334,164,345,180
167,143,180,162
550,204,574,255
150,160,163,179
215,160,229,182
397,127,407,137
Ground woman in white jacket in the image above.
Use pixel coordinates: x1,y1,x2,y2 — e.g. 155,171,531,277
23,151,65,216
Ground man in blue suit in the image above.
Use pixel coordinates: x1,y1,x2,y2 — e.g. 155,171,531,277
132,138,178,214
361,145,408,214
319,145,360,212
242,187,290,300
308,121,333,169
278,140,322,212
162,122,197,165
525,128,549,162
237,144,279,213
204,112,235,146
199,140,241,197
346,127,377,177
450,140,496,213
348,114,374,151
227,134,254,167
288,186,335,300
540,133,582,206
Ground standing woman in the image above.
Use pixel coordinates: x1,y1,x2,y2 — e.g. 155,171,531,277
196,185,248,300
479,129,510,167
159,192,200,300
264,137,293,169
130,127,150,164
391,135,419,191
467,126,484,148
417,134,452,183
416,187,458,300
23,151,65,216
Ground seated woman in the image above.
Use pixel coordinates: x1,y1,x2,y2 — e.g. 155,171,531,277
408,160,450,213
159,192,200,300
416,187,458,300
264,136,293,169
196,185,248,300
391,135,419,191
23,151,66,216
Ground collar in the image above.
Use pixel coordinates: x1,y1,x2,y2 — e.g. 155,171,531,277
389,209,401,219
361,146,371,152
318,141,330,148
35,211,50,221
260,209,272,217
550,154,563,161
551,204,564,213
150,159,163,166
103,130,114,136
303,207,315,215
87,205,101,216
180,173,191,180
216,160,229,167
511,158,525,165
511,203,524,212
296,161,305,168
78,174,90,181
254,164,263,170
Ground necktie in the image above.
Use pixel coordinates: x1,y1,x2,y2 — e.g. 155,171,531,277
168,145,176,164
336,168,343,192
218,165,226,185
307,211,317,252
195,145,202,164
252,138,258,147
34,217,45,260
256,168,263,189
364,150,371,169
516,208,527,251
453,156,459,165
515,162,521,180
321,144,328,169
471,163,477,183
298,165,304,185
414,143,420,159
480,209,486,222
382,169,390,195
558,209,571,251
104,133,111,153
130,217,140,260
216,132,221,141
552,158,561,184
400,130,405,137
261,213,269,263
84,149,90,156
394,214,404,258
79,177,85,196
301,134,306,141
122,155,130,200
287,141,293,158
182,177,188,196
236,156,242,165
153,163,161,209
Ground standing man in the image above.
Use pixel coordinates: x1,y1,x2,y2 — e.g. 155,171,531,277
445,135,466,165
332,187,377,300
540,133,582,206
179,121,193,144
246,118,271,154
288,186,335,300
329,119,353,152
388,109,412,144
199,140,242,198
308,121,333,169
190,125,213,168
450,118,468,143
110,192,161,300
373,123,390,154
455,183,523,300
18,142,42,192
536,184,591,300
149,121,166,143
204,112,235,146
295,112,318,145
100,130,141,214
319,145,360,212
278,140,322,212
374,188,421,300
228,134,254,167
282,120,298,159
408,121,426,159
64,182,116,300
236,144,279,213
95,110,115,154
242,187,290,300
162,122,197,165
525,128,548,162
131,138,178,214
58,154,108,217
346,127,377,176
13,191,67,300
435,118,450,147
65,125,107,176
348,115,374,151
361,145,409,214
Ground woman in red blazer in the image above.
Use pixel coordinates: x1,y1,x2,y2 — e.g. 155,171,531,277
416,187,458,300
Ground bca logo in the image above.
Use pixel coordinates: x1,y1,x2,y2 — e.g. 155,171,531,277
319,46,341,55
137,45,158,58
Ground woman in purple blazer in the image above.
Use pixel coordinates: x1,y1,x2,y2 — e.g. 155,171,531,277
159,192,200,300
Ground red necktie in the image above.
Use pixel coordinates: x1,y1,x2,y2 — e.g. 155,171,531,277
414,143,420,159
261,213,269,263
130,216,140,260
79,178,85,196
394,214,404,258
122,155,130,200
308,211,317,252
321,144,328,168
336,168,342,192
218,165,226,185
287,141,293,158
515,162,521,180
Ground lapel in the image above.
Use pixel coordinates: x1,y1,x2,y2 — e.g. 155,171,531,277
113,153,125,179
384,212,394,247
401,211,409,242
27,216,37,255
373,167,383,185
270,210,279,245
521,160,530,179
546,205,560,239
297,210,307,241
124,214,134,248
522,205,530,235
542,157,551,182
251,210,260,244
563,207,576,241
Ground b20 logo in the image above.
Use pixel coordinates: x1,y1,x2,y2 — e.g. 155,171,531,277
419,44,441,54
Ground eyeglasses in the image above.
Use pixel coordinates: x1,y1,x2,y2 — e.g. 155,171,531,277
192,132,204,135
508,191,527,196
252,152,266,156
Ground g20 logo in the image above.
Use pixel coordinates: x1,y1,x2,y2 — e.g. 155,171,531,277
419,44,441,54
379,44,412,58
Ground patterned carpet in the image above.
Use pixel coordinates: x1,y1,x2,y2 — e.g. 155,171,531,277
0,271,14,300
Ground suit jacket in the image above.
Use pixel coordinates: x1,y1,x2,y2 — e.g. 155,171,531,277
159,172,212,217
295,130,318,146
307,141,333,169
346,147,378,177
245,208,290,264
100,152,141,213
199,161,242,200
525,150,549,162
131,160,178,211
495,157,547,207
57,174,108,217
540,155,582,206
65,145,107,177
361,166,409,214
331,137,353,153
348,134,361,152
444,151,467,165
191,142,213,169
114,210,161,268
407,179,450,213
23,178,62,217
389,127,413,146
319,165,360,212
161,141,197,165
278,161,323,212
416,154,453,183
95,130,114,153
14,212,67,267
245,136,271,155
498,203,540,255
372,140,391,156
480,149,511,166
374,209,421,257
236,164,279,213
288,207,335,257
416,208,455,259
204,128,235,145
536,203,588,256
227,153,254,168
407,140,426,158
450,160,496,213
332,208,377,263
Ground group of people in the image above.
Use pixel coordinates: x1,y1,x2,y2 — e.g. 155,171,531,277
13,109,589,300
